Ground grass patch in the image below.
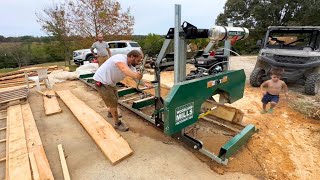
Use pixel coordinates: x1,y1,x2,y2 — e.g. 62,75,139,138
0,67,20,74
290,99,320,120
0,60,77,74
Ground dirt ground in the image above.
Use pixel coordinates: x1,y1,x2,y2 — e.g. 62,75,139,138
11,80,255,179
1,55,320,179
135,55,320,179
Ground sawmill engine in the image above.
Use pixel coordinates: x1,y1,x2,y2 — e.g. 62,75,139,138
186,50,228,80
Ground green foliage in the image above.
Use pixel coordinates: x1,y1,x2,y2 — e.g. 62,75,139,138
137,34,164,56
216,0,320,54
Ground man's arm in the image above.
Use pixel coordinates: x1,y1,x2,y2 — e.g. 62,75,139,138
107,48,111,57
91,43,96,57
116,62,142,79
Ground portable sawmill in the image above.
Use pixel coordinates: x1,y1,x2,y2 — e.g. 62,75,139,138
79,4,256,165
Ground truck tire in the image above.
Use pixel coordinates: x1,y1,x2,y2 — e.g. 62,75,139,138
304,73,320,95
86,55,95,63
250,67,265,87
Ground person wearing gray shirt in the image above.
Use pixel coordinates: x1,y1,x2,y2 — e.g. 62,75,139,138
91,33,112,66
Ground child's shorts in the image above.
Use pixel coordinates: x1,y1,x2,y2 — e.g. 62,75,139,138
262,92,279,104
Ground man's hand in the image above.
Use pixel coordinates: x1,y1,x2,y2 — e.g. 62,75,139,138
144,82,154,89
135,72,143,80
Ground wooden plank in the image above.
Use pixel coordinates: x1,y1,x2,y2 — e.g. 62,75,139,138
0,78,26,84
29,152,40,180
6,111,9,179
0,94,27,101
202,116,241,133
0,81,28,86
0,65,58,78
21,104,54,180
121,77,170,97
0,97,26,104
0,139,6,143
0,87,27,94
0,127,6,131
7,105,32,180
57,144,71,180
0,157,5,162
0,82,43,89
209,105,236,122
201,100,243,124
56,90,133,164
0,85,34,92
43,90,62,115
0,91,27,98
0,89,27,96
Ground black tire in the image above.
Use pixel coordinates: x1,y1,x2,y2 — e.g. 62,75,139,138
163,66,174,71
86,55,95,63
304,73,320,95
250,67,266,87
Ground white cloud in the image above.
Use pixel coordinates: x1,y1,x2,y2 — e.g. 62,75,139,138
0,0,227,36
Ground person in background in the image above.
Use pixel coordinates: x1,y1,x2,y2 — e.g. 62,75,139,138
91,33,111,66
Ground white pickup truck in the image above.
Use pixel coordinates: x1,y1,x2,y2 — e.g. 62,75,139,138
73,40,142,65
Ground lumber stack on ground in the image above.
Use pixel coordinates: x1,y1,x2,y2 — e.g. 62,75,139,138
6,105,32,180
21,103,54,180
0,87,28,104
0,65,59,89
42,90,62,115
56,90,133,164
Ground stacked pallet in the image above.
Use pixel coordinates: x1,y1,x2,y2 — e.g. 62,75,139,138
0,87,28,104
0,66,59,89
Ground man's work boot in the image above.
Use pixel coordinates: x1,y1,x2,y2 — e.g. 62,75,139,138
114,121,129,132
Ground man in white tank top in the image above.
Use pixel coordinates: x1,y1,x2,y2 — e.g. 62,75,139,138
93,50,143,131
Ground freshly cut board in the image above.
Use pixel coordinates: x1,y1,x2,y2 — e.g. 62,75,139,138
21,103,54,180
43,90,62,115
57,144,71,180
56,90,133,164
121,77,171,97
7,105,32,180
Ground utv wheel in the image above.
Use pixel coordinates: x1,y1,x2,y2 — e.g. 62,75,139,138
304,73,320,95
86,55,95,63
250,68,265,87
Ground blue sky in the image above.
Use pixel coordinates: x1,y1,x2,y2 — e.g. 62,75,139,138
0,0,227,37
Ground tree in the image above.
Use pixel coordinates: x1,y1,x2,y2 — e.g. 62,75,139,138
215,0,320,54
66,0,134,38
139,34,164,57
37,3,71,65
4,43,29,68
217,0,320,30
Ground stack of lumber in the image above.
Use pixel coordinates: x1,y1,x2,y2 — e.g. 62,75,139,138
0,65,60,89
56,90,133,164
5,104,54,180
0,86,28,104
